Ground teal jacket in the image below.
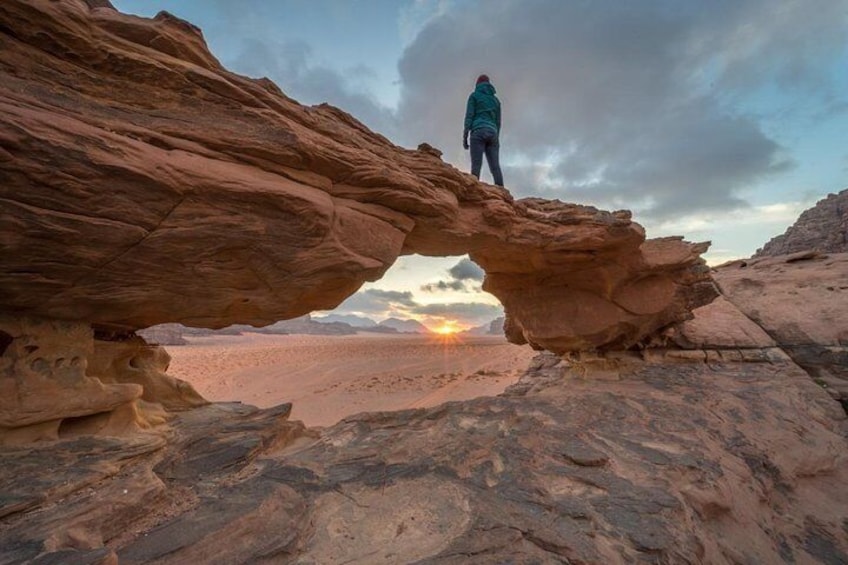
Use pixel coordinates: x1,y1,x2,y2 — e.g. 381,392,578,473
464,82,501,134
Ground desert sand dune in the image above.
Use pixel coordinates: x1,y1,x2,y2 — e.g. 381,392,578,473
166,333,537,427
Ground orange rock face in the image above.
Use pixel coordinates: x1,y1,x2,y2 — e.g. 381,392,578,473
0,0,715,352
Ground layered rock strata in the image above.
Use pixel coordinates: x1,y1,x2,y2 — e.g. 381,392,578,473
0,0,714,356
3,2,847,563
2,349,846,564
714,252,848,409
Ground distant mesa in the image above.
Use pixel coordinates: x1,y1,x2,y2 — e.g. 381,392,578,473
138,314,447,344
139,315,364,344
461,316,505,336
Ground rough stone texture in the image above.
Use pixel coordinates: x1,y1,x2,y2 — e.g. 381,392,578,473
1,355,846,564
754,189,848,257
714,253,848,406
0,315,205,444
0,0,715,354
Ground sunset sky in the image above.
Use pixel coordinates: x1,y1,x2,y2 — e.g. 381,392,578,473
114,0,848,330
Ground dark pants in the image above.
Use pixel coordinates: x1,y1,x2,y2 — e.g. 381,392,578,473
470,127,504,186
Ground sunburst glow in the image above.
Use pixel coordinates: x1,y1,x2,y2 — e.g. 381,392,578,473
434,321,460,335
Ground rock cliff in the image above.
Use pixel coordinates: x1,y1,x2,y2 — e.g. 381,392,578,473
755,189,848,257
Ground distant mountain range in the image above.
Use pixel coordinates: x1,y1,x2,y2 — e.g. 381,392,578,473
139,314,469,344
378,317,432,334
461,316,505,336
313,314,377,327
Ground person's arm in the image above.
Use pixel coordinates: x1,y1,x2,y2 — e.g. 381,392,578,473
463,94,475,149
496,99,502,134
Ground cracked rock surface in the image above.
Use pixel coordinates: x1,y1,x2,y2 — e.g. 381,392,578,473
2,353,846,564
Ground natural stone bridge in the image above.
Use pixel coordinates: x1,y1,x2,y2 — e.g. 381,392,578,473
1,0,714,441
0,0,714,351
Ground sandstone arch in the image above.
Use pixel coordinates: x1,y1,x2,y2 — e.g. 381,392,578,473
0,1,717,441
0,0,715,355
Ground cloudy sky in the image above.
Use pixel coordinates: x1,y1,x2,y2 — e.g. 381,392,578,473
115,0,848,330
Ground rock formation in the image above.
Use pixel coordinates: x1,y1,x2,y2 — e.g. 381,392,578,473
712,252,848,410
755,189,848,257
0,314,206,445
2,329,846,563
136,323,187,346
0,0,714,357
1,2,847,564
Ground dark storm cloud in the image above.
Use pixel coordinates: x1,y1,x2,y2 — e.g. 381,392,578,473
448,258,484,281
420,280,466,292
420,258,485,293
395,0,848,219
338,289,417,314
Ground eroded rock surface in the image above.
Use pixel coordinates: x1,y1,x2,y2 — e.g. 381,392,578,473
0,315,205,445
0,0,714,353
2,353,846,564
2,2,846,564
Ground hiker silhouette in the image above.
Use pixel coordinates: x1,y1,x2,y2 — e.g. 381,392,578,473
463,74,504,187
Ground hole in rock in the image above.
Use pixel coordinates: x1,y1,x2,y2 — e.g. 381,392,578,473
0,331,11,356
146,256,536,428
58,411,111,438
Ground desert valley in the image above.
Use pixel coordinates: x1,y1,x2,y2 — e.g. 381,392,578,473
164,333,535,427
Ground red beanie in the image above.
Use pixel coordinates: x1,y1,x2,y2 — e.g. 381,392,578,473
476,74,490,84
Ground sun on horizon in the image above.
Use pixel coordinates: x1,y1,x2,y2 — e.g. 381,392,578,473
432,320,461,335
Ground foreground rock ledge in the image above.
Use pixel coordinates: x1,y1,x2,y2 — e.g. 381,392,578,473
0,0,715,353
2,351,846,564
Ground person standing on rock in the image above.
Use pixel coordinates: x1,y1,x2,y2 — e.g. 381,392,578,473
463,74,504,187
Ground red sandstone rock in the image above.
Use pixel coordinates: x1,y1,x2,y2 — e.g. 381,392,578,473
0,0,715,353
2,352,846,564
714,253,848,404
0,315,205,444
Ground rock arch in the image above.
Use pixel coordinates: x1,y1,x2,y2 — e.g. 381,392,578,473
0,0,715,353
0,0,715,441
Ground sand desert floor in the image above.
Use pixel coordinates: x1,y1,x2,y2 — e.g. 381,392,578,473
165,332,537,427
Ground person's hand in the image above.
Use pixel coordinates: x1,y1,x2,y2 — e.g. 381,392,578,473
463,136,469,150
